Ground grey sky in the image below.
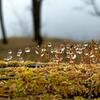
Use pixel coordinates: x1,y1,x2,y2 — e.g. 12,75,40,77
0,0,100,40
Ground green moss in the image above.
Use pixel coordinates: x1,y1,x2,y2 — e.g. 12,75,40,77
24,61,35,66
0,61,7,68
1,61,100,99
7,61,20,67
74,96,86,100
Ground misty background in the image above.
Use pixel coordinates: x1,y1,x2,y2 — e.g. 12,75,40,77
0,0,100,41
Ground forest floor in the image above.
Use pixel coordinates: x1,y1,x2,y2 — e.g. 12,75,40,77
0,37,34,59
0,37,76,60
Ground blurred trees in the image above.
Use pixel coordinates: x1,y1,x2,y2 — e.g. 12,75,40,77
80,0,100,17
9,1,29,35
0,0,7,44
32,0,43,46
0,0,43,45
10,0,43,45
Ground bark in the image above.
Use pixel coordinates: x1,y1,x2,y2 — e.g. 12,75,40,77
0,0,7,44
32,0,42,46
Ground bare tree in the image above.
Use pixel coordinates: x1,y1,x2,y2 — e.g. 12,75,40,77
32,0,43,46
0,0,43,45
79,0,100,17
0,0,7,44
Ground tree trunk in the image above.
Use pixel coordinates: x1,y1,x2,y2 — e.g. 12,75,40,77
32,0,42,45
0,0,7,44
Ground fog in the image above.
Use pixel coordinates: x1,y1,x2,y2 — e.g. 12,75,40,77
0,0,100,40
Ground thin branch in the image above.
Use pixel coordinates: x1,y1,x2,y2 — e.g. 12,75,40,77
8,1,28,34
80,0,100,17
83,0,92,5
91,0,100,16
